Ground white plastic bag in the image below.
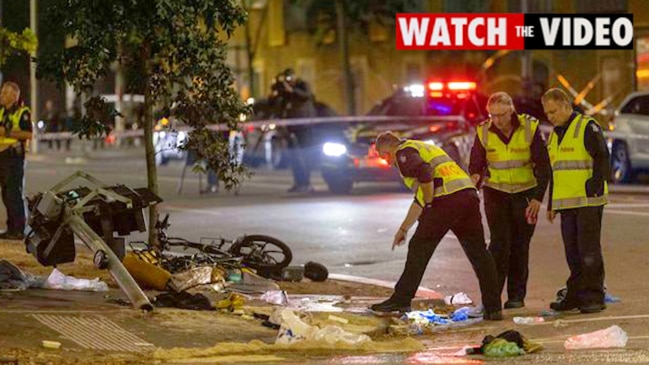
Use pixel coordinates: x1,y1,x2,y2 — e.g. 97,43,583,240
564,325,628,350
43,269,109,292
275,308,371,346
261,290,289,306
444,292,473,305
309,325,371,346
275,309,313,344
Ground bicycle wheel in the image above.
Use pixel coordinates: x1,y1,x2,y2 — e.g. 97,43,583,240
229,235,292,271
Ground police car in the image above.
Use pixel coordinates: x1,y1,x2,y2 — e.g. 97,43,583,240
320,81,488,194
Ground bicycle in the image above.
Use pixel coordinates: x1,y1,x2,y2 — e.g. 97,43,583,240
130,214,293,274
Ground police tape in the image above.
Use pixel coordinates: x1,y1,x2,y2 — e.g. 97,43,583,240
32,115,649,142
33,115,469,141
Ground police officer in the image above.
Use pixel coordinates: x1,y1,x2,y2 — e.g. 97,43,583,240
371,131,502,320
0,82,32,240
542,88,609,314
469,92,551,309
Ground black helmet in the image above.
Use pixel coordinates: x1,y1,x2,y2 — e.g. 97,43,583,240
304,261,328,282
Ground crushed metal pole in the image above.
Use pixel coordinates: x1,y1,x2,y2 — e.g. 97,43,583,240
26,171,161,311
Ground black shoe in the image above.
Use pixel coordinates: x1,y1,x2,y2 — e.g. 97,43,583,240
550,299,579,312
370,298,411,313
0,231,25,240
579,303,607,314
504,300,525,309
287,185,300,193
483,310,503,321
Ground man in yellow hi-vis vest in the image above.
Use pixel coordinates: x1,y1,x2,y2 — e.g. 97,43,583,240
0,82,33,240
371,131,502,320
469,92,551,310
542,88,609,314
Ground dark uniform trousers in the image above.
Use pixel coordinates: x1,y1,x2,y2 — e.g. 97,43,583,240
0,150,26,234
393,189,501,313
559,206,605,306
483,187,536,302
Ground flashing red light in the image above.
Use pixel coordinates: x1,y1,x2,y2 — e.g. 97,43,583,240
246,124,255,133
427,82,444,91
429,125,442,133
429,91,444,98
378,158,389,166
448,81,476,91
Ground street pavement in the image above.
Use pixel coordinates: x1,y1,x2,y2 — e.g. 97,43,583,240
3,142,649,363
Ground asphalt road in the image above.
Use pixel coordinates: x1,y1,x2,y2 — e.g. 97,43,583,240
11,143,649,363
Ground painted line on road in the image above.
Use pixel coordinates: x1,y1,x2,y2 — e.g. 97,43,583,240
605,209,649,217
607,203,649,208
526,313,649,327
329,273,442,299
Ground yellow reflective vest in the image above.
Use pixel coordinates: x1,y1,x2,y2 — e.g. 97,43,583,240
396,140,474,206
0,106,30,147
547,114,608,210
477,114,539,193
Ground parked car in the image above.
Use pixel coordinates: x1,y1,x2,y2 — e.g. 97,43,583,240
608,91,649,183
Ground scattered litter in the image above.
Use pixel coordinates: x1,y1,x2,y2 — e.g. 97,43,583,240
215,293,246,311
169,266,222,292
42,340,61,349
564,325,628,350
513,316,545,325
444,292,472,305
540,309,559,317
261,290,289,306
483,338,525,357
468,330,542,356
275,309,370,346
0,259,43,291
153,291,213,310
605,293,621,303
43,268,108,292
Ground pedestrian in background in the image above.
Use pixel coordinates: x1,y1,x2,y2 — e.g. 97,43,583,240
271,68,317,193
0,82,33,240
371,131,502,320
469,92,551,309
542,88,609,314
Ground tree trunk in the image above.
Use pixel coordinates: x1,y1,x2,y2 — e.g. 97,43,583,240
335,0,355,115
142,45,159,248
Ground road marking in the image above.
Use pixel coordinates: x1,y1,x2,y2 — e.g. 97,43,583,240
328,273,442,299
607,203,649,208
605,209,649,217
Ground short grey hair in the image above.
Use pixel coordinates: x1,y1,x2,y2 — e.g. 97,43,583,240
542,88,572,106
487,91,514,109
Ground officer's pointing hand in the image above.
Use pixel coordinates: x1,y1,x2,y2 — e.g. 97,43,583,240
392,229,407,251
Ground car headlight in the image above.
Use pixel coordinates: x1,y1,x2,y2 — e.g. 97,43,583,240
323,142,347,157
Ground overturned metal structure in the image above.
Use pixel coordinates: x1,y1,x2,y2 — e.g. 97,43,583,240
26,171,161,311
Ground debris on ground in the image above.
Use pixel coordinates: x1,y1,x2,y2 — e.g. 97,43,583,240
460,330,543,357
444,292,472,305
43,268,109,292
564,325,628,350
0,259,43,290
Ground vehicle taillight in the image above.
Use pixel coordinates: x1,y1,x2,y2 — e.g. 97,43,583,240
427,80,477,97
